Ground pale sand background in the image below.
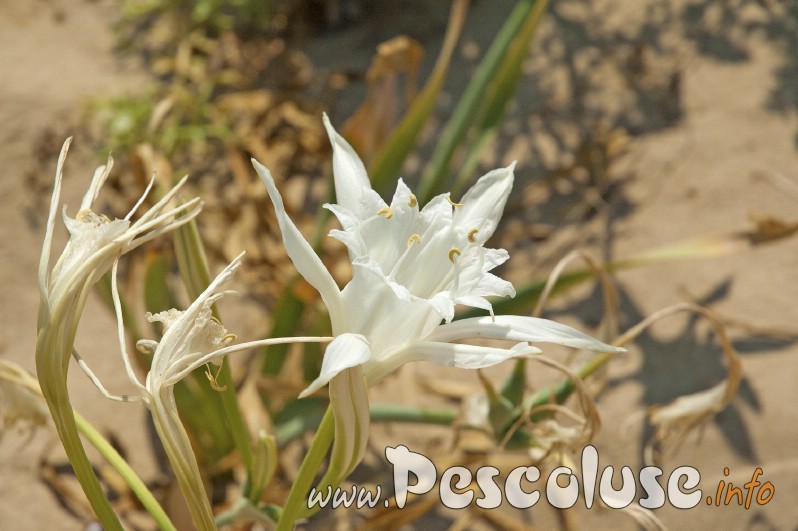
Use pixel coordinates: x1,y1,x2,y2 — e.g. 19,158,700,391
1,0,797,529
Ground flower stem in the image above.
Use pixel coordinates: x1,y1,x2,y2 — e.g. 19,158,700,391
370,403,457,425
276,406,335,531
38,374,123,530
74,411,176,530
37,297,124,531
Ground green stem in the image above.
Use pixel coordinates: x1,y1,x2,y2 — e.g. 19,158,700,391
276,407,335,531
38,373,123,530
36,291,124,530
151,393,217,530
74,411,176,531
370,404,457,425
524,351,615,415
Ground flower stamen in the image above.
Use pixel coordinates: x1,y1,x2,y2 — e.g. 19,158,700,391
376,206,393,219
205,363,227,391
75,209,111,224
468,228,479,243
408,194,418,207
448,247,461,262
389,234,422,280
447,197,464,207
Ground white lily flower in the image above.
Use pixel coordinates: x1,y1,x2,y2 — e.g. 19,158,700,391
112,253,333,531
254,115,623,399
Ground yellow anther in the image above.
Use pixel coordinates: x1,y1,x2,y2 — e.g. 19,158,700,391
136,339,158,355
448,247,461,262
408,194,418,208
376,206,393,219
407,233,421,247
205,365,227,392
76,209,110,224
221,333,237,345
468,228,479,243
447,197,464,207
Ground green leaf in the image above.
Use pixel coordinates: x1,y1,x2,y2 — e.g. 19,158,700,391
368,0,469,194
143,250,180,315
418,0,547,203
452,0,550,196
260,278,307,376
172,217,254,473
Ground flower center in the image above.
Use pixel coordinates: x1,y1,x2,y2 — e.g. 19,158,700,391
364,198,481,301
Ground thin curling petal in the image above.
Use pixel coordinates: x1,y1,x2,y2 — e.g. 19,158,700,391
38,137,71,303
147,252,245,389
323,113,371,213
80,156,113,211
253,159,344,332
427,315,624,353
300,334,371,398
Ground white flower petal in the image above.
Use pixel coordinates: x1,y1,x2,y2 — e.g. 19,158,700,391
358,188,388,217
428,292,456,322
323,113,371,214
389,178,417,214
406,341,540,369
253,159,344,332
452,294,495,315
461,272,516,299
300,333,371,397
341,263,441,357
454,163,515,240
328,228,365,256
419,192,453,223
427,315,624,353
323,202,360,231
38,138,71,302
149,254,244,386
80,156,113,211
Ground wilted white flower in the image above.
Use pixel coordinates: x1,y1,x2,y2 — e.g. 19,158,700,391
39,139,203,317
35,138,203,528
113,253,332,531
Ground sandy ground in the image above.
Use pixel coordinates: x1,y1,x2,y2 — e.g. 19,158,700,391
1,0,797,529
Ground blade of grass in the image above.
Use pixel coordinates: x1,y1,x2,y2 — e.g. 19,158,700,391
451,0,549,197
260,278,306,376
173,217,254,475
417,0,546,203
368,0,469,193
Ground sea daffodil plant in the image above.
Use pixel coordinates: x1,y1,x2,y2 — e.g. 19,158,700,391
255,115,622,528
36,139,203,529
